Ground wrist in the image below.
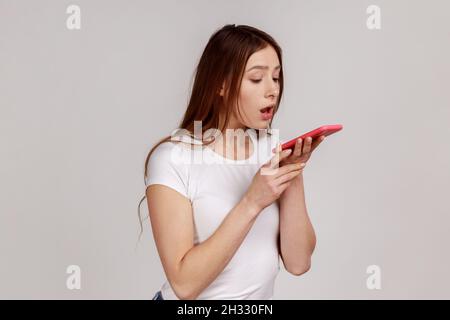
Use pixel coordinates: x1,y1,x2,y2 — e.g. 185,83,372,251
241,195,261,218
294,170,304,181
281,172,303,197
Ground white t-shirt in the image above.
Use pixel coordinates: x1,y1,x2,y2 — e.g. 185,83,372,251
145,128,282,300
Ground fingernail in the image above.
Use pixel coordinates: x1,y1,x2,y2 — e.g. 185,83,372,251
300,163,306,167
285,149,292,154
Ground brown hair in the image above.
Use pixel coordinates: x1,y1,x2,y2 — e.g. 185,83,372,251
137,24,284,240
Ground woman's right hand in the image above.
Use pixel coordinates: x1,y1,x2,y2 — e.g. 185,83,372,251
244,146,306,213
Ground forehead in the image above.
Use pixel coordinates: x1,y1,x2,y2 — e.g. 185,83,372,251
246,46,280,71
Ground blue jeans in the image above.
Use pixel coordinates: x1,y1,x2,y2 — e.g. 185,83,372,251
152,290,164,300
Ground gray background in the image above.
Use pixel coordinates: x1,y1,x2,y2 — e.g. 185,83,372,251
1,0,449,299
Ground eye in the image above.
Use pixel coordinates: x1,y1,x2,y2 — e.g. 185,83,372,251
250,78,279,83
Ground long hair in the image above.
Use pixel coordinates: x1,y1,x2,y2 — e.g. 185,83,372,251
137,24,284,240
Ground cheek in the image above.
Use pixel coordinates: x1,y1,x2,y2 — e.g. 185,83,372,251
239,82,259,112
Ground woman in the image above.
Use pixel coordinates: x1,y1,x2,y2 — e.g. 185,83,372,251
140,24,325,300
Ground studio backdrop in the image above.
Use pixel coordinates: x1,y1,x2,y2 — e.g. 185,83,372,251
1,0,449,299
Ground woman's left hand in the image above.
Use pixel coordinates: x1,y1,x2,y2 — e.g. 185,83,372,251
278,135,326,168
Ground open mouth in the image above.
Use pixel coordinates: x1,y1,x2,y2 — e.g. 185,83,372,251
260,106,274,114
260,105,274,120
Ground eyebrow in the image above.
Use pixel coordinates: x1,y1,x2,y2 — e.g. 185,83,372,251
246,65,281,72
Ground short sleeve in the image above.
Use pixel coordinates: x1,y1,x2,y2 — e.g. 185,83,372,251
145,142,190,200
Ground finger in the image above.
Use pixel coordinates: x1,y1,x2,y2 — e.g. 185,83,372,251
261,147,292,175
268,145,292,169
271,141,283,154
274,168,303,185
303,136,313,154
311,135,325,152
272,162,305,179
293,138,302,157
261,149,295,177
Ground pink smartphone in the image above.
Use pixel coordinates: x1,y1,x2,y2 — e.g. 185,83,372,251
277,124,343,151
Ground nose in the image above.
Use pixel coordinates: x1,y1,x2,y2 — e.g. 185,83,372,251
265,80,279,99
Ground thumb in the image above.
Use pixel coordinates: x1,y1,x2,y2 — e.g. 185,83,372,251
271,142,283,154
264,143,292,169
